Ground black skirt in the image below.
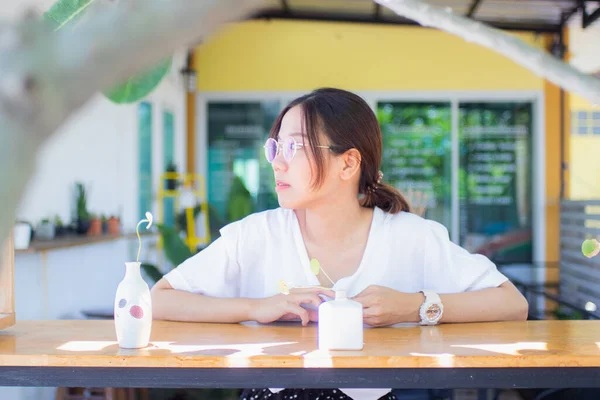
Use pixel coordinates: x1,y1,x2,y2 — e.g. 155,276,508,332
239,388,397,400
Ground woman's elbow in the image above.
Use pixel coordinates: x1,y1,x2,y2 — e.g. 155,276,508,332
499,282,529,321
512,292,529,321
150,279,173,320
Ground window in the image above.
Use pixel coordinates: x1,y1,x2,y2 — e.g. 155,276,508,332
572,110,600,135
138,102,153,220
206,101,280,231
163,110,175,227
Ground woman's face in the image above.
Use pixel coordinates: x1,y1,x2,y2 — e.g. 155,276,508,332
271,105,340,209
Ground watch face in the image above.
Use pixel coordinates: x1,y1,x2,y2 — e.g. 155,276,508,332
426,304,442,322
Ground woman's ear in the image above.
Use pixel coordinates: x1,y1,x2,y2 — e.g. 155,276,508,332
340,149,362,181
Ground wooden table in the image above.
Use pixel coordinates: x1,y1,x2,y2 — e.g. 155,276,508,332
1,320,600,389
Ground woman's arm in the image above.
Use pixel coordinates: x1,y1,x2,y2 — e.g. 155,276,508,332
151,278,254,323
352,281,528,327
438,281,528,323
151,278,334,325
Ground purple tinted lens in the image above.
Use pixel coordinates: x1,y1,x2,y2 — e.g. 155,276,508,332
283,137,296,161
265,138,277,162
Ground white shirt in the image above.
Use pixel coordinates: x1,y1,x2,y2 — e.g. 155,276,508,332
164,207,508,399
165,206,507,299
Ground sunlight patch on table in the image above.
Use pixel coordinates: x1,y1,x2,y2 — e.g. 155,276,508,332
452,342,547,355
302,349,333,367
410,352,455,367
57,341,117,352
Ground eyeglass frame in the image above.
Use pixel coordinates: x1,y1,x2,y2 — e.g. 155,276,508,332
263,136,337,163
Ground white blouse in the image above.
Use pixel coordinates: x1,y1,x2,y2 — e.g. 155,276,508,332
165,206,508,299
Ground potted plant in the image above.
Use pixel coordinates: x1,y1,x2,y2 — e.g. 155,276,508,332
36,218,55,240
75,182,91,235
54,215,66,236
107,215,120,235
87,213,102,236
165,162,179,191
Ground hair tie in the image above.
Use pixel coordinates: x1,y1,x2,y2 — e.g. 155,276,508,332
367,171,384,194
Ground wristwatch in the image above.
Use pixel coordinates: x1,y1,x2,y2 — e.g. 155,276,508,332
419,290,443,325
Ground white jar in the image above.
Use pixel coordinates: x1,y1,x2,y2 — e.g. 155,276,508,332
318,290,363,350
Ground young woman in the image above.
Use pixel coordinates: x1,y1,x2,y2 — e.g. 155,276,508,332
151,88,528,400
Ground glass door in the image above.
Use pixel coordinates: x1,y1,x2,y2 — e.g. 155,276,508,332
458,102,533,264
377,102,453,231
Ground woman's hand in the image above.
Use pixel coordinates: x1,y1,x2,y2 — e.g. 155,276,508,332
352,285,423,327
249,287,335,326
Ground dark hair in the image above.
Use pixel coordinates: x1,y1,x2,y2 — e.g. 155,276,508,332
269,88,410,214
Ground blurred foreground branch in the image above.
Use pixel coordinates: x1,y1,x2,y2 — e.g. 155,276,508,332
0,0,263,243
377,0,600,105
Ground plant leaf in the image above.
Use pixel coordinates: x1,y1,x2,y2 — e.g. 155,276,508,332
103,57,172,104
43,0,172,104
156,223,194,266
43,0,95,31
140,263,163,283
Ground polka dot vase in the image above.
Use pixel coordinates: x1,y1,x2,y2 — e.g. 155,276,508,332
114,261,152,348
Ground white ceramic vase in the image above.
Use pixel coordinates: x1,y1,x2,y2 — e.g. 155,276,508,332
114,261,152,348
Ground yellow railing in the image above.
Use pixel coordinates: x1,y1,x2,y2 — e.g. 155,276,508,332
157,172,210,252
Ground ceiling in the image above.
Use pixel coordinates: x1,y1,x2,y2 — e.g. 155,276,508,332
251,0,600,33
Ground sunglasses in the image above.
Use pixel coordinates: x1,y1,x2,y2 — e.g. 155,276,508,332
263,136,334,163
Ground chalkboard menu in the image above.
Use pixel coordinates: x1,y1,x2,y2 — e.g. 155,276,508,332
459,102,533,264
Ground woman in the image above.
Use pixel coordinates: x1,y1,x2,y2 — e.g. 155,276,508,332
151,88,528,400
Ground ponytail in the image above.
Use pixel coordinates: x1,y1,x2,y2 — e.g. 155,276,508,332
360,182,410,213
359,171,410,213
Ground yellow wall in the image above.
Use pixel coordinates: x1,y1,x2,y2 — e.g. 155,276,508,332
569,93,600,199
195,20,544,91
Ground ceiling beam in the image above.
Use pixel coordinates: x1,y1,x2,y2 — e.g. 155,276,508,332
583,4,600,28
374,3,382,20
280,0,290,15
251,9,561,33
467,0,484,18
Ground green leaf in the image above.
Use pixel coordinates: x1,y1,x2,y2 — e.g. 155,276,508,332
43,0,95,31
43,0,172,104
103,57,172,104
140,263,164,283
156,223,194,266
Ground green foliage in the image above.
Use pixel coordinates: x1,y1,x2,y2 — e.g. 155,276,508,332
103,57,172,104
75,182,90,221
176,204,226,243
43,0,172,104
555,307,584,320
43,0,94,31
141,224,195,283
166,161,177,173
140,263,164,284
226,176,254,223
156,223,194,266
54,215,63,227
